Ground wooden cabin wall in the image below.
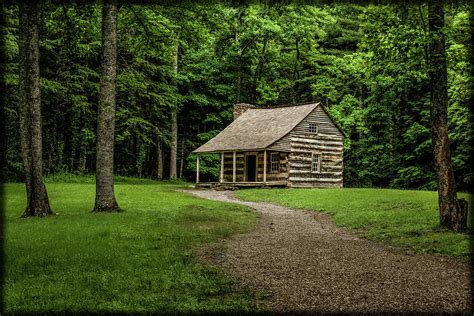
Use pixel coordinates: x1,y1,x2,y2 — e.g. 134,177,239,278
269,106,343,152
222,151,289,182
262,152,289,182
286,107,344,187
222,152,245,182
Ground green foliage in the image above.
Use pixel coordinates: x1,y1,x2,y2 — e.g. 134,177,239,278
3,3,472,190
4,179,257,313
236,188,473,257
187,153,220,181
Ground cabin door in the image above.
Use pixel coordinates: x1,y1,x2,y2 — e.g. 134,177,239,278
246,154,257,182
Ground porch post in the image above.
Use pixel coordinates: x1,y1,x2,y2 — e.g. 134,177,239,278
196,154,200,184
263,149,267,183
232,151,236,182
220,152,224,183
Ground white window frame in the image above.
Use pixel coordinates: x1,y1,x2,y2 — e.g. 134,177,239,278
309,123,319,134
270,152,279,173
311,152,321,173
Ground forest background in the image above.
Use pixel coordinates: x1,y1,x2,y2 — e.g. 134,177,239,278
2,2,472,191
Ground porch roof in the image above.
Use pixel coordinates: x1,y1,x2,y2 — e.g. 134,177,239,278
193,102,319,153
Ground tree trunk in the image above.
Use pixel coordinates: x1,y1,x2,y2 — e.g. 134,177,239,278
169,41,178,179
235,7,244,103
94,0,120,212
18,0,53,217
179,137,185,179
156,140,163,179
251,36,268,103
428,0,467,232
78,140,87,173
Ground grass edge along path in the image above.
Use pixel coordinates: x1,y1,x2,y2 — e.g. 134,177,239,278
236,188,472,257
5,177,258,314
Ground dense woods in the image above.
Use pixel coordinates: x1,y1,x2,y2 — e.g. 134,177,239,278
3,2,472,192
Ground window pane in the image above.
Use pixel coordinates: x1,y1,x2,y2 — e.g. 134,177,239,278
271,153,279,172
309,123,318,133
311,153,320,173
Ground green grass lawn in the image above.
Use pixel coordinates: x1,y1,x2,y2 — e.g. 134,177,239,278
4,176,257,314
236,188,473,257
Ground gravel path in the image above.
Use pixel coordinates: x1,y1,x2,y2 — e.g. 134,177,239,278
185,189,471,314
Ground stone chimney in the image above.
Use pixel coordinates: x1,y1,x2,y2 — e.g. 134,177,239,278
233,103,256,120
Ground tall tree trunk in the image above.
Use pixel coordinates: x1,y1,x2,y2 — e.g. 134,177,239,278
18,0,53,217
179,137,185,179
78,140,87,173
94,0,120,212
235,7,244,103
169,41,178,179
251,36,268,103
156,140,163,179
428,0,466,231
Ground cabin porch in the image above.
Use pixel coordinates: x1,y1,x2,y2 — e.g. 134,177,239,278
195,181,288,189
195,150,289,186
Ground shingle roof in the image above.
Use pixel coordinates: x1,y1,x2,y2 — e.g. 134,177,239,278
193,102,319,153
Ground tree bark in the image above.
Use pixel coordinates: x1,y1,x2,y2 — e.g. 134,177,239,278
169,41,178,179
179,137,185,179
156,140,163,179
94,0,120,212
18,0,53,218
428,0,466,232
235,7,244,103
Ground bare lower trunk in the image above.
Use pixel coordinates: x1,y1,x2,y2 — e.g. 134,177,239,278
19,0,53,217
170,110,177,179
179,137,185,179
78,141,87,173
94,0,120,212
169,41,178,179
428,0,466,232
156,140,163,179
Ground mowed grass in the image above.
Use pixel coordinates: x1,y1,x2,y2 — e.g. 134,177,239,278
4,177,257,314
236,188,473,257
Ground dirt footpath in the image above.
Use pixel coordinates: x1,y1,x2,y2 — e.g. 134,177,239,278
185,189,471,314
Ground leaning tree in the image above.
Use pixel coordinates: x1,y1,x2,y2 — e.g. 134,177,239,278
428,0,467,231
18,0,53,217
93,0,120,212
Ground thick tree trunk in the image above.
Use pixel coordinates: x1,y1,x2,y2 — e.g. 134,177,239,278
169,41,178,179
94,0,120,212
428,0,466,232
156,140,163,179
18,1,53,218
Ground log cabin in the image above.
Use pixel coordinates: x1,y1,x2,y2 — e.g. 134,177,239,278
193,102,344,188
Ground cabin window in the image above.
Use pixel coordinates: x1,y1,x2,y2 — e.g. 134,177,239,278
309,123,319,133
270,153,279,172
311,153,321,173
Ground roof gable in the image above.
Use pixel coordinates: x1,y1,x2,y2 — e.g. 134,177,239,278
194,103,319,153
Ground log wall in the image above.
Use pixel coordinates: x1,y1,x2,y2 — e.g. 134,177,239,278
286,106,344,188
261,152,289,182
221,151,289,182
222,152,245,182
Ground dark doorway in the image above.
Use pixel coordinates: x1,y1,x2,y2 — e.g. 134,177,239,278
246,155,257,182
